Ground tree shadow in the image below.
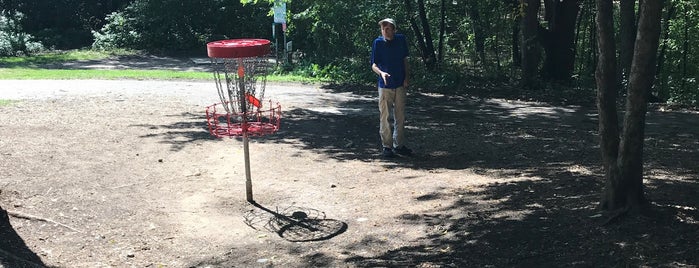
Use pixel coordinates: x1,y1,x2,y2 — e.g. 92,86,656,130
267,83,601,173
345,172,698,266
0,207,47,268
148,83,697,266
131,112,213,151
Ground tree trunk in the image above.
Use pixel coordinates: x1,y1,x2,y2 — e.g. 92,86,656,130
405,0,429,65
510,0,521,67
595,0,621,210
467,0,486,66
601,0,663,212
438,0,446,64
619,0,637,83
680,7,689,93
405,0,437,68
417,0,437,67
512,20,521,67
520,0,541,88
540,0,580,81
654,2,675,102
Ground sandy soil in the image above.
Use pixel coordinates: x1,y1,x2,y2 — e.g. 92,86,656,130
0,73,698,267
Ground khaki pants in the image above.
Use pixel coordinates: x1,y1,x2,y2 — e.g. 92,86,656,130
378,87,406,149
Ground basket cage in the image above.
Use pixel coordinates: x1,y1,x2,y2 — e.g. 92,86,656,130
206,55,281,138
210,56,272,116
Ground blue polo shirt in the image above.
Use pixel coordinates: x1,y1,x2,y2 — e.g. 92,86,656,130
371,34,409,89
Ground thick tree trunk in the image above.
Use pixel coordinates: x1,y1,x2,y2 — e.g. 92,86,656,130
520,0,541,88
601,0,663,212
595,0,621,209
540,0,580,81
512,20,521,67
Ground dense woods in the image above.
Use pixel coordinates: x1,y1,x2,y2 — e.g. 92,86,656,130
1,0,696,105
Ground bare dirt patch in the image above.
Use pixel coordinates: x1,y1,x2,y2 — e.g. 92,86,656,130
1,77,698,267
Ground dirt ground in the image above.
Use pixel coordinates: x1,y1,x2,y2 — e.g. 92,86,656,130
1,56,698,267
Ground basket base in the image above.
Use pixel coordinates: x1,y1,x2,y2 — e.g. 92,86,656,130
205,102,281,138
209,122,279,137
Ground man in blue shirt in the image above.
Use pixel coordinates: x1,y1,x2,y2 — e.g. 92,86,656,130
371,18,412,158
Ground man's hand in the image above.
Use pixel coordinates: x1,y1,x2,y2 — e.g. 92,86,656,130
381,72,391,85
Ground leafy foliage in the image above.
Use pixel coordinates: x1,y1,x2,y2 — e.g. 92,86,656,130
0,11,44,56
92,0,270,53
2,0,698,106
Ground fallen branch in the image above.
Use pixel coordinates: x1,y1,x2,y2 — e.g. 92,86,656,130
7,210,82,233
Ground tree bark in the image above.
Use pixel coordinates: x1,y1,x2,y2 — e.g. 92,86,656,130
520,0,541,88
417,0,437,67
405,0,428,64
595,0,620,210
654,2,676,101
467,0,486,66
405,0,437,68
601,0,663,212
438,0,446,64
619,0,637,83
540,0,580,81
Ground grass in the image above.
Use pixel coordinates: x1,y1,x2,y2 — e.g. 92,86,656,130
0,68,212,80
0,49,326,83
0,49,129,66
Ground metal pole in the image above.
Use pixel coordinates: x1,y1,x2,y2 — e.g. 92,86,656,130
237,58,254,202
243,132,253,202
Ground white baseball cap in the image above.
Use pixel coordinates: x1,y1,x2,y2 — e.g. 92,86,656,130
378,18,396,28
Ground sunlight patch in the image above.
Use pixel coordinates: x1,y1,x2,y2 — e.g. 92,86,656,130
566,164,593,176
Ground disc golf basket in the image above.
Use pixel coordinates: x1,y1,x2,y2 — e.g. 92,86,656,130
206,39,281,202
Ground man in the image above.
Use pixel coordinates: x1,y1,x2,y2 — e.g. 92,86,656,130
371,18,412,158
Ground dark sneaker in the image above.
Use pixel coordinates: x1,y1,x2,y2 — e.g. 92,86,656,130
382,147,395,158
394,146,413,156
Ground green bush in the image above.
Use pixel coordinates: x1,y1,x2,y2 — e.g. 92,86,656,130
91,0,270,53
0,11,45,56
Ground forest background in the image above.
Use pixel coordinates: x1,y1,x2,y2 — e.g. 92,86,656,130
1,0,697,105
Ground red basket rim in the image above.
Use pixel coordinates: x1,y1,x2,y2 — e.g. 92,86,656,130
207,39,271,58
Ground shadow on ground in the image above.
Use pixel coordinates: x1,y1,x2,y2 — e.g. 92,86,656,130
152,83,698,267
0,206,47,268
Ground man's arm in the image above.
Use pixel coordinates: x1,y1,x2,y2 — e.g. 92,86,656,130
372,63,390,85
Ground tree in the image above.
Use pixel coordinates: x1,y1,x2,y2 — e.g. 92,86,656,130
595,0,664,214
540,0,580,81
405,0,437,68
520,0,541,88
618,0,637,83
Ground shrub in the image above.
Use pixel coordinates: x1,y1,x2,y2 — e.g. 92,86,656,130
0,11,45,56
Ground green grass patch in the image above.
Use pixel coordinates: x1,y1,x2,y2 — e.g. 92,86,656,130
0,68,211,80
0,68,326,82
0,49,134,66
0,49,328,83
